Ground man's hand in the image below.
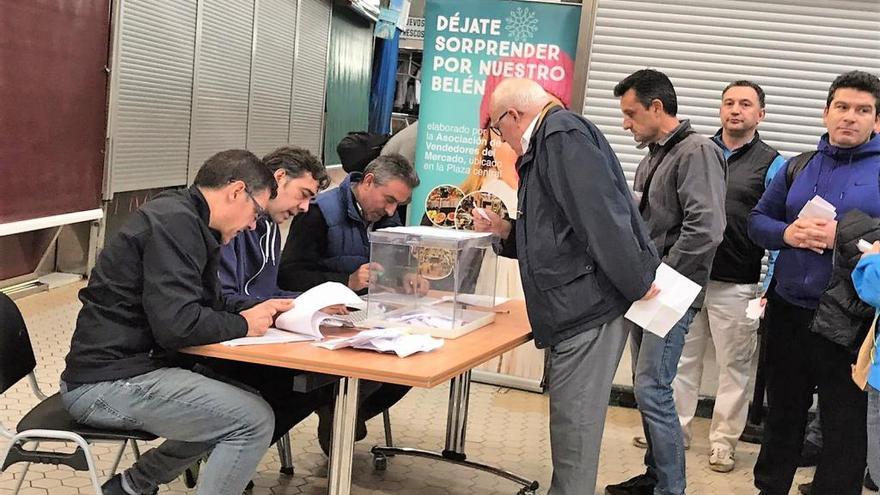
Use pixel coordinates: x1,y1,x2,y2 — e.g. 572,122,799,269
639,283,660,301
861,240,880,261
783,218,836,254
321,304,349,315
348,262,383,291
402,273,430,296
472,208,512,240
240,299,294,337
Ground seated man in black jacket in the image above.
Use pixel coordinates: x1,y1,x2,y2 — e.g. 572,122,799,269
60,150,291,495
278,153,419,455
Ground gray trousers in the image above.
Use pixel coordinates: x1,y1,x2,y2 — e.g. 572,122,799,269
547,315,629,495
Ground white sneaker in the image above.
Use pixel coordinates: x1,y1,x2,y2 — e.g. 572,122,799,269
709,447,735,473
632,436,690,450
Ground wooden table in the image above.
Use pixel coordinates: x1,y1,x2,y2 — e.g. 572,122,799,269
183,300,539,495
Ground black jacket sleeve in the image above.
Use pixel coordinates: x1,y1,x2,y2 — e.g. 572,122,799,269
498,219,518,259
543,129,656,302
278,205,351,291
141,213,248,349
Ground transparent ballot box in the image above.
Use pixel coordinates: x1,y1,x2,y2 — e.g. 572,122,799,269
365,226,498,339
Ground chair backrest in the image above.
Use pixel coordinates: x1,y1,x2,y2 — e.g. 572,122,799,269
0,292,37,394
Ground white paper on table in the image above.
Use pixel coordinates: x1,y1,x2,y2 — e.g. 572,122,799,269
745,298,765,320
221,327,314,346
797,195,837,221
355,334,444,358
624,263,702,338
273,282,365,340
314,328,443,357
314,328,404,351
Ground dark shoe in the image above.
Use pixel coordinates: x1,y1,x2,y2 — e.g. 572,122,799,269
798,440,821,467
101,475,127,495
243,480,255,494
867,471,879,491
183,459,200,488
316,404,368,455
356,418,368,442
797,481,813,495
317,405,332,456
605,473,656,495
102,473,158,495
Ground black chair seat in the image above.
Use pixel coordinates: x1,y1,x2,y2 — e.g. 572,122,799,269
16,393,157,442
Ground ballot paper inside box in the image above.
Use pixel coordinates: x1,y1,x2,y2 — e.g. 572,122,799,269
365,226,498,339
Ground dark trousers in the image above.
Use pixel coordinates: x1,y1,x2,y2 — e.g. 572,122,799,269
359,383,411,421
754,291,867,495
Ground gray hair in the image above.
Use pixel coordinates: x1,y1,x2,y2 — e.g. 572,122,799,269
364,153,420,189
492,78,550,114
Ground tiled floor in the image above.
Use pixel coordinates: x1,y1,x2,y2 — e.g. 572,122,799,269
0,283,862,494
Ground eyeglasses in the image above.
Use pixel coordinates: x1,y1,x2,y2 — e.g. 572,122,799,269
244,189,267,221
488,110,511,136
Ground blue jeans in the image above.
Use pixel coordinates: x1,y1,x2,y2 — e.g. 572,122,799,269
61,367,274,495
629,308,696,495
868,385,880,485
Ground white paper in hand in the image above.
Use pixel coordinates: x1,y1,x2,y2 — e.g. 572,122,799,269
624,263,702,338
797,195,837,221
745,298,765,320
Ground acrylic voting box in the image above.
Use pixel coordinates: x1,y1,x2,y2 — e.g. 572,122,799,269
365,226,498,339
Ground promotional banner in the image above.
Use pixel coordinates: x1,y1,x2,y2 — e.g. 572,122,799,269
410,0,580,228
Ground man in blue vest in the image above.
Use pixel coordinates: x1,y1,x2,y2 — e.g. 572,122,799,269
278,153,419,454
749,70,880,495
668,80,786,473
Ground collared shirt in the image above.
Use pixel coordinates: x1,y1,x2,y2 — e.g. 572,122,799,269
521,112,540,153
711,132,786,187
645,120,688,153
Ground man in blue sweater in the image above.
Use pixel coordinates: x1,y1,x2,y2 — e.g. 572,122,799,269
214,146,334,449
278,154,419,455
748,70,880,495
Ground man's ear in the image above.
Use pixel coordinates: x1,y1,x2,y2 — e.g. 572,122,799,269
362,173,375,187
274,168,287,182
650,99,664,115
226,180,248,205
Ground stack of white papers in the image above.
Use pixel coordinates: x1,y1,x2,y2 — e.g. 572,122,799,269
624,263,702,338
314,328,444,358
798,195,836,220
221,282,365,346
221,328,314,347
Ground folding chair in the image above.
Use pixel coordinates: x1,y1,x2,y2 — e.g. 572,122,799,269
0,292,156,494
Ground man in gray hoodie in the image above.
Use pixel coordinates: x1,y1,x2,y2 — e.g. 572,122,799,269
605,69,727,495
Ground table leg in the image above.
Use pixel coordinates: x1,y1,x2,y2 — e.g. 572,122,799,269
371,371,539,493
443,370,471,459
327,376,360,495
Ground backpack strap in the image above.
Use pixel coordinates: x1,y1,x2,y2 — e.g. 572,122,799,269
638,127,697,212
785,150,818,189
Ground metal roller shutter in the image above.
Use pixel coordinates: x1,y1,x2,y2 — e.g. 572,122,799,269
582,0,880,184
106,0,198,194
